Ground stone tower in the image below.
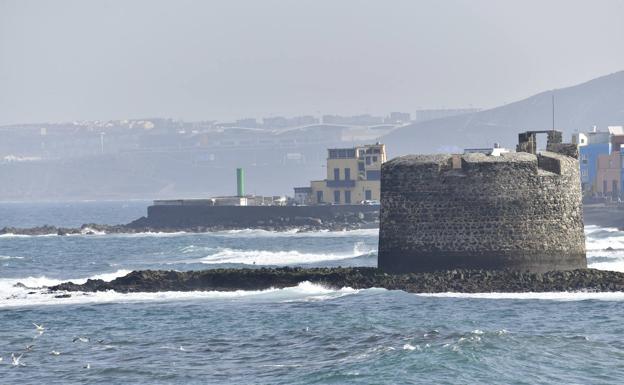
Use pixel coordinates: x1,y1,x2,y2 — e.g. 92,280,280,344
378,131,586,273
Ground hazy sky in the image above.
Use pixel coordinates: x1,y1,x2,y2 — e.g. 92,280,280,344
1,0,623,125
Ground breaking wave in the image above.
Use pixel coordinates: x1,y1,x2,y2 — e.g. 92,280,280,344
0,277,357,309
585,225,624,272
0,255,24,260
0,227,378,239
194,243,376,265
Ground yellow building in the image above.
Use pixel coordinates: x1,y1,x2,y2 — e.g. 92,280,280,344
308,143,386,204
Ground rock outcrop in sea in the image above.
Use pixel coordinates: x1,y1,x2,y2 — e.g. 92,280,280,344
47,267,624,294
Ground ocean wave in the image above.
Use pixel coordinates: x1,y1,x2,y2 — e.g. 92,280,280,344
0,255,25,260
0,228,379,239
588,258,624,272
210,228,379,238
195,244,376,265
584,225,624,251
0,269,133,292
416,291,624,301
0,281,357,309
0,233,57,238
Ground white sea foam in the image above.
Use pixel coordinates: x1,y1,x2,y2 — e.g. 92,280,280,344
78,227,106,236
211,228,379,238
0,228,378,239
0,269,132,292
0,255,24,260
588,260,624,272
196,243,376,265
417,291,624,301
0,280,356,309
582,225,624,272
0,233,57,238
584,225,624,251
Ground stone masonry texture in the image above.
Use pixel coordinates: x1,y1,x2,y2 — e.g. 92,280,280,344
378,150,587,273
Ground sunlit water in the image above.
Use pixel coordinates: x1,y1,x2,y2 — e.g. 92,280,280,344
1,202,624,384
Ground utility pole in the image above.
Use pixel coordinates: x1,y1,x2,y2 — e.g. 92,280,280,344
552,92,555,132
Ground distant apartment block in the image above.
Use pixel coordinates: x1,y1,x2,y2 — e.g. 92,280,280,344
383,112,411,124
573,126,624,198
296,143,386,205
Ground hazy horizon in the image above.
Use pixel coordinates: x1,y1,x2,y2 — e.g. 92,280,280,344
1,0,623,126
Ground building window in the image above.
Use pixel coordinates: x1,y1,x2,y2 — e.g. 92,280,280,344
344,168,351,180
366,170,381,180
365,190,372,200
333,168,340,180
316,191,323,203
366,157,371,165
329,149,356,159
372,156,378,163
345,190,351,204
358,162,365,172
334,190,340,204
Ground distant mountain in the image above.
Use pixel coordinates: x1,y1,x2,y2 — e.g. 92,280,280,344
382,71,624,157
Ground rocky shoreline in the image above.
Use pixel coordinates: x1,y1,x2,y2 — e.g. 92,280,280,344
46,267,624,294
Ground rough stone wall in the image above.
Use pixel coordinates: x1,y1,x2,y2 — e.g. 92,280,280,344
378,151,586,273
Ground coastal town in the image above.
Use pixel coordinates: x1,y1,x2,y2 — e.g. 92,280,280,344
3,2,624,384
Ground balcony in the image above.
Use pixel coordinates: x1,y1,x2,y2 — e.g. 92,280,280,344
326,179,356,188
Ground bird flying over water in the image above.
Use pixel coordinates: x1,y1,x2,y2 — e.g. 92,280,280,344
50,350,61,356
73,336,89,343
33,323,44,331
11,353,24,367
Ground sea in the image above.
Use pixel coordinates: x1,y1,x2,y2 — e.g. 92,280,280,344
1,201,624,384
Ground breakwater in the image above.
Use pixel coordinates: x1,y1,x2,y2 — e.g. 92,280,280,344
0,205,380,235
47,267,624,294
144,203,379,229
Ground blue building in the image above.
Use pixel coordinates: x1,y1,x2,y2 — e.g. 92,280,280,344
574,126,624,195
574,130,612,193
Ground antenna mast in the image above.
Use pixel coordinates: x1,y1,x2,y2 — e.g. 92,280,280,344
551,92,555,132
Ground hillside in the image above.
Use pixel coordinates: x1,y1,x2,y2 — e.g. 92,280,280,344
382,71,624,157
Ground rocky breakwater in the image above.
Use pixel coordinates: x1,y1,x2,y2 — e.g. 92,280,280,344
47,267,624,294
0,211,379,236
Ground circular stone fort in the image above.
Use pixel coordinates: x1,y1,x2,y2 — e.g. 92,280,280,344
378,131,587,273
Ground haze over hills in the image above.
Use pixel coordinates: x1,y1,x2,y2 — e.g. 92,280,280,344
382,71,624,157
1,71,623,201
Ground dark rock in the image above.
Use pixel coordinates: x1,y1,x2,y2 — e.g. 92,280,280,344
46,267,624,294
